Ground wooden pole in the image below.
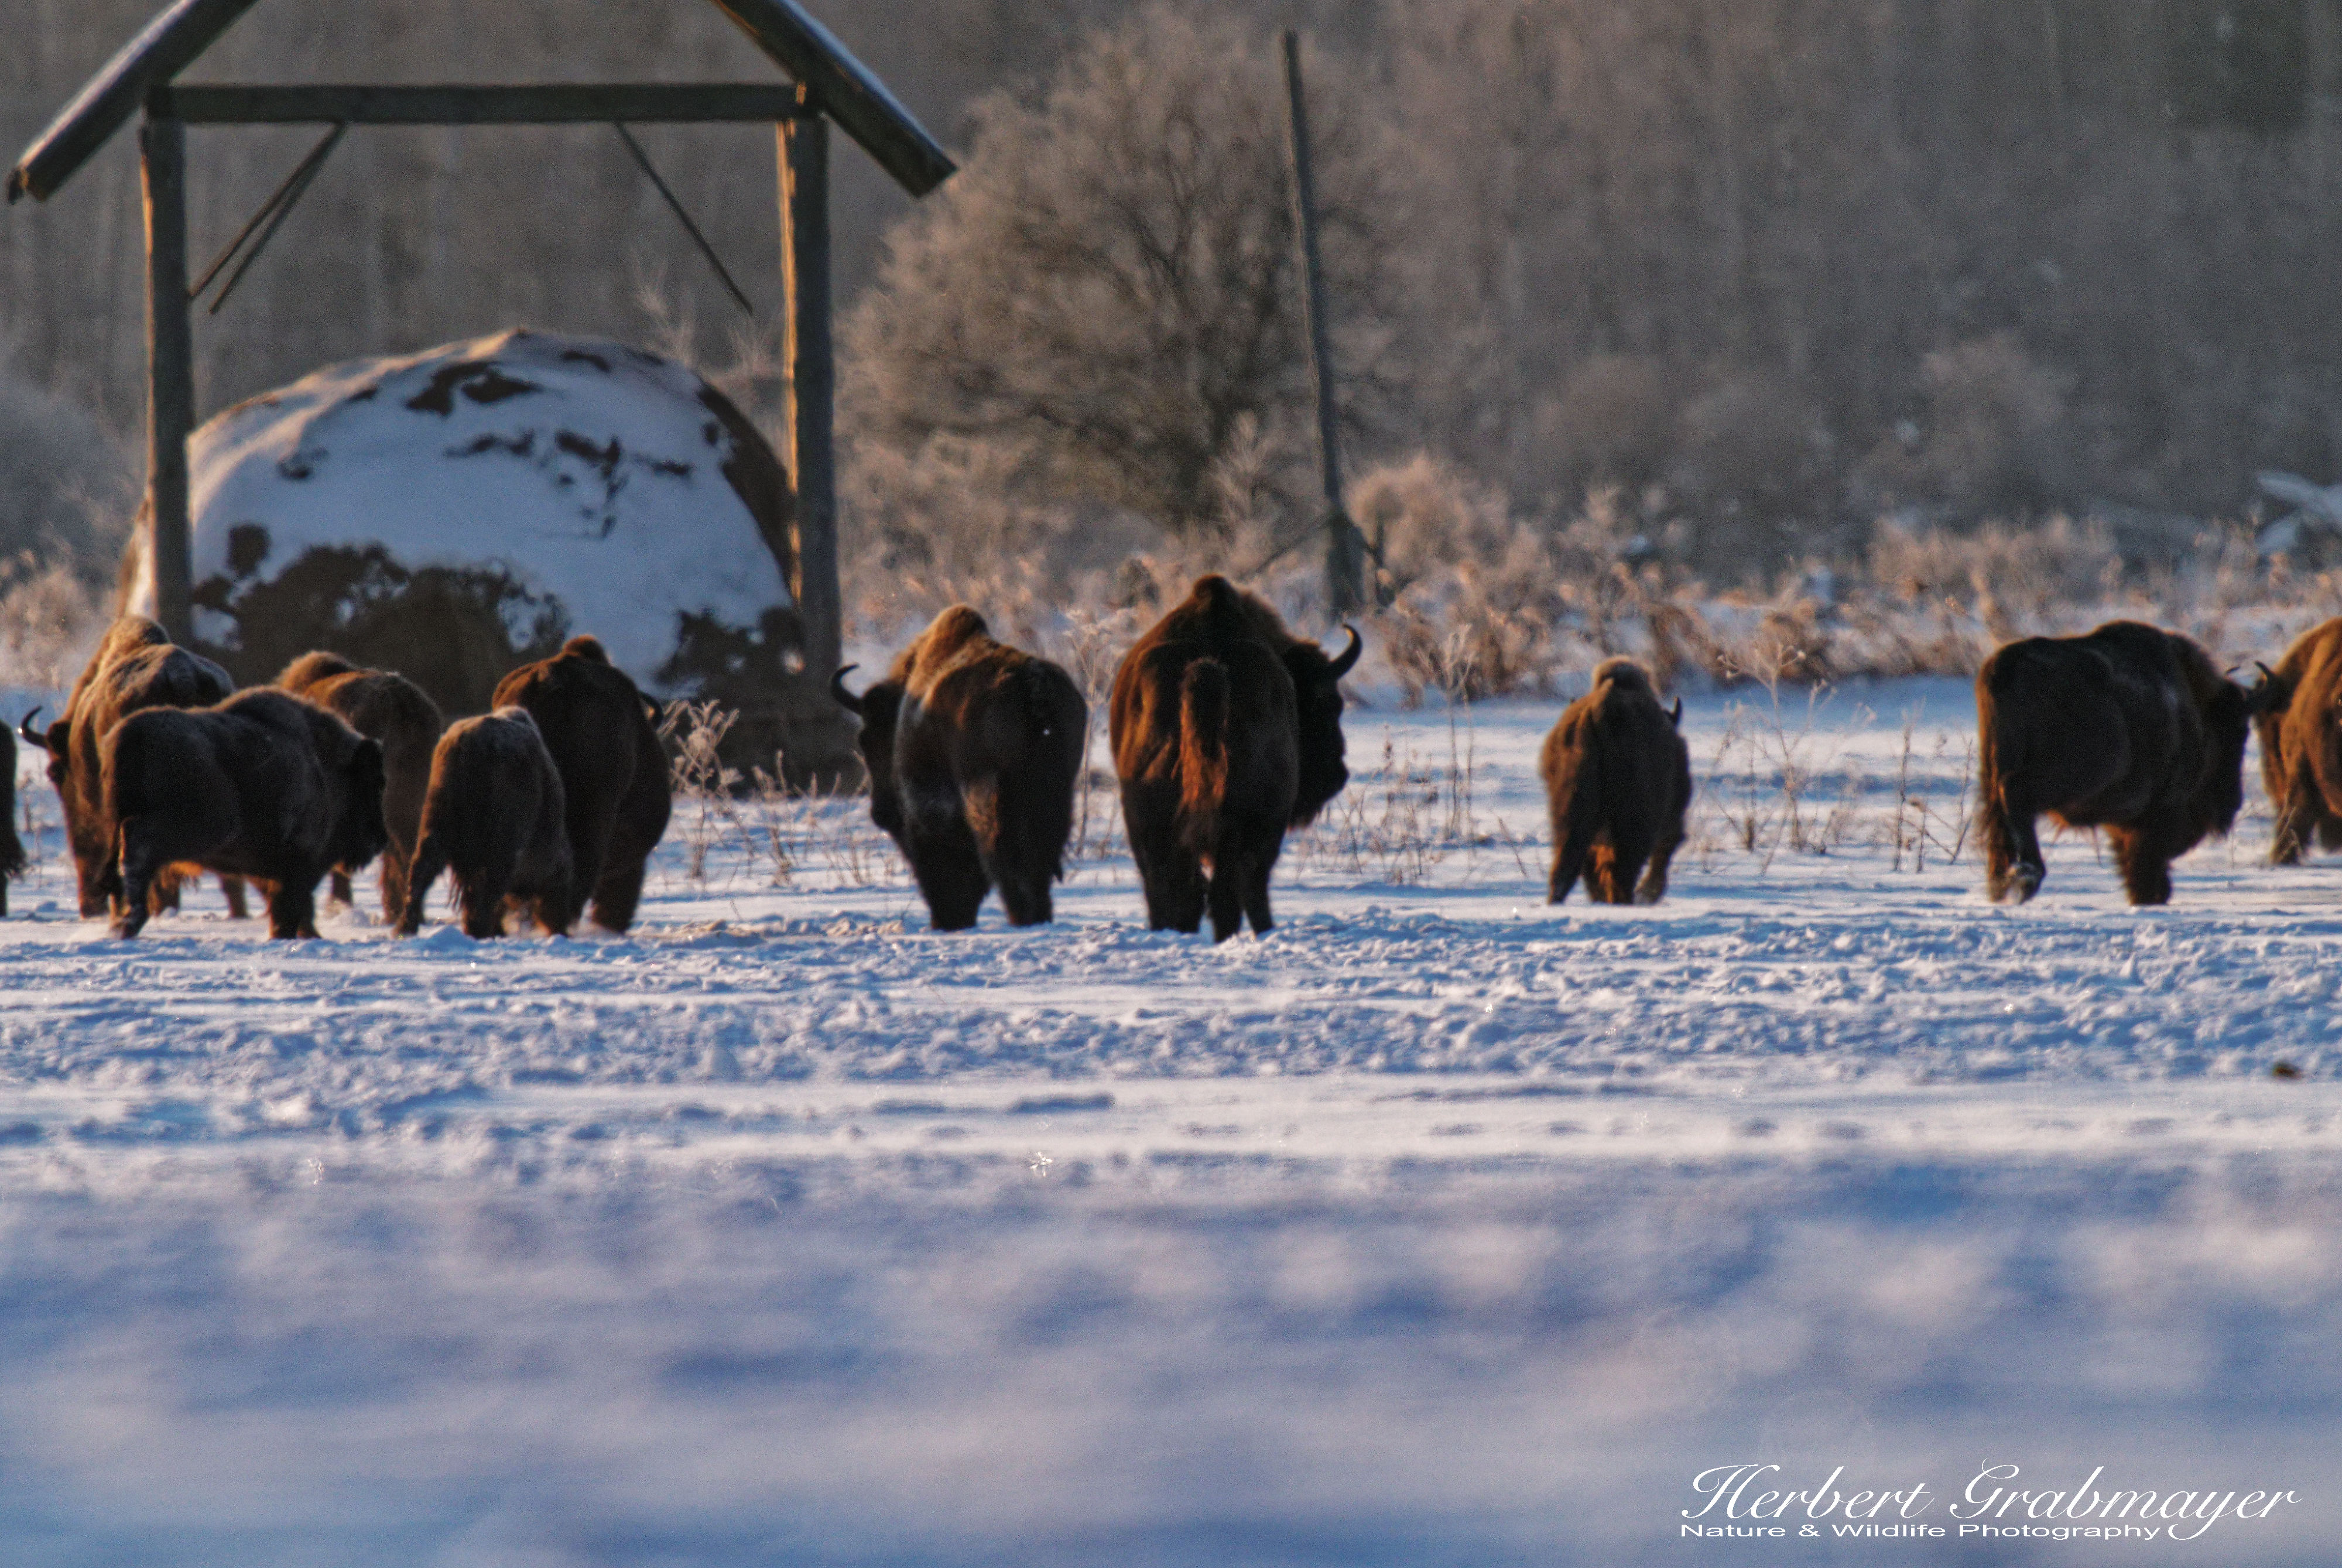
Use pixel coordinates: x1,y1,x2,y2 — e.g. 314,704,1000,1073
141,108,195,643
1280,30,1362,618
779,95,839,682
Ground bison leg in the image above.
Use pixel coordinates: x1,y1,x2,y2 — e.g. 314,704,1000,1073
377,844,412,926
2272,779,2318,866
1123,787,1206,934
1981,798,2045,903
1636,816,1685,906
112,820,169,939
1548,816,1601,905
1204,855,1248,943
459,872,513,940
328,871,354,908
220,874,249,919
396,835,448,936
265,878,322,940
588,855,649,935
2108,826,2175,906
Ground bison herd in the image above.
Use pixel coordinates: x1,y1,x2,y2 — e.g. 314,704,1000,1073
8,590,2342,938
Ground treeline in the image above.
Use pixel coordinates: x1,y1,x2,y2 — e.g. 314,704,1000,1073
7,0,2342,585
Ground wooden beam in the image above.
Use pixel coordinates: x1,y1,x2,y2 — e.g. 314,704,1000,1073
1280,32,1363,617
779,103,840,682
8,0,264,203
141,112,196,645
150,83,809,125
711,0,956,196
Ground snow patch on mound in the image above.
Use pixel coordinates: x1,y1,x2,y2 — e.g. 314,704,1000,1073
125,328,792,690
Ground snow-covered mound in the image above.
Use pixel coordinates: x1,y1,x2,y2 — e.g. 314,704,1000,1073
122,328,795,705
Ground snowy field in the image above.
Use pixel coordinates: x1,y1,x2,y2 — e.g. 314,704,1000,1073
3,676,2338,1566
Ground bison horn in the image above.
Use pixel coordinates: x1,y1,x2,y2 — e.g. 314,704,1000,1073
829,664,864,715
16,707,46,751
1328,625,1362,678
1670,697,1684,727
2257,660,2278,684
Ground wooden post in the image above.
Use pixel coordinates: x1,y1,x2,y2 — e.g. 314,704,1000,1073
1280,30,1362,618
141,108,196,643
778,95,839,682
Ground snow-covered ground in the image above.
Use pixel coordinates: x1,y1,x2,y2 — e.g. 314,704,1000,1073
4,677,2337,1565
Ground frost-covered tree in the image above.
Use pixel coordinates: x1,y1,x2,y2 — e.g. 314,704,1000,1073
842,6,1392,541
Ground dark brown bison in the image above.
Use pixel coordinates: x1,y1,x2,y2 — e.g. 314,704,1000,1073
490,635,670,934
276,651,444,921
102,689,388,939
1540,658,1692,905
396,707,573,939
831,605,1087,930
0,720,24,916
20,615,244,919
1977,620,2271,905
2251,617,2342,867
1110,576,1358,941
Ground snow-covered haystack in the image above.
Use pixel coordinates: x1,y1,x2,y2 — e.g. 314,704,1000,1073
120,328,852,783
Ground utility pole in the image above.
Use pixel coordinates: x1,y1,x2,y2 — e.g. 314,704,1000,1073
1280,30,1364,618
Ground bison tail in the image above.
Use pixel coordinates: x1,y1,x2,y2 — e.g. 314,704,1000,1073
1975,684,2038,903
1177,658,1231,858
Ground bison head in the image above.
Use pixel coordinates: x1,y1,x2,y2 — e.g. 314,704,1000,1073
333,737,392,873
2197,672,2281,840
832,667,906,838
1283,625,1361,827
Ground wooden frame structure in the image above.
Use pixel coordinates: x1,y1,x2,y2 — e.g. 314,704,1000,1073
6,0,954,685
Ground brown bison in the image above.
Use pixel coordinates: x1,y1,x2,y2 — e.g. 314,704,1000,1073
0,720,24,916
103,689,388,939
20,615,244,919
1977,620,2271,905
1110,576,1358,941
276,652,444,921
490,635,670,933
2250,617,2342,866
831,605,1087,930
1540,658,1692,905
396,707,573,939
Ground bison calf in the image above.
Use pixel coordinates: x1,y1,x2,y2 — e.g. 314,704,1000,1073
833,605,1086,930
23,615,238,919
398,707,573,939
103,690,388,939
1978,620,2271,906
1540,659,1691,905
491,635,670,933
277,652,444,921
2252,617,2342,867
1111,575,1358,942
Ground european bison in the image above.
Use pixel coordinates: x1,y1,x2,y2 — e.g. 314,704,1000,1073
397,707,573,939
1977,620,2271,905
490,635,670,933
103,689,388,939
20,615,243,919
831,605,1086,930
1110,575,1358,941
2251,617,2342,867
0,721,24,916
1540,658,1692,905
277,652,444,921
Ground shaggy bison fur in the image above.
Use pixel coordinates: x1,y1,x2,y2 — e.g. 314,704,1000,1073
1539,658,1691,904
833,605,1086,930
1110,576,1358,942
277,651,444,920
22,615,244,920
397,707,573,939
490,635,670,933
102,689,389,939
2251,617,2342,867
1977,620,2271,906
